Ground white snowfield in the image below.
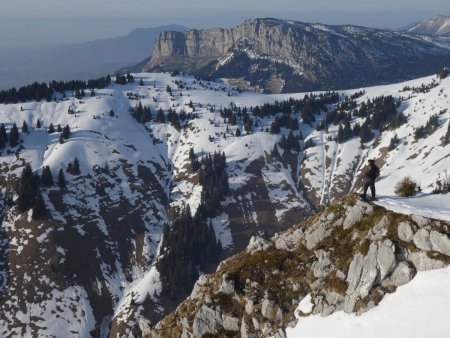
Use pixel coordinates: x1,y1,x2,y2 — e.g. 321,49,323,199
287,266,450,338
375,193,450,222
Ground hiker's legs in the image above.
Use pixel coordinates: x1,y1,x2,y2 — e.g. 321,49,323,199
370,181,376,198
363,181,370,197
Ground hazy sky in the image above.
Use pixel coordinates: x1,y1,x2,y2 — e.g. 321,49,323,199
1,0,449,46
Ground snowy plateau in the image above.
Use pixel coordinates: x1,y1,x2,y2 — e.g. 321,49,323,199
0,71,449,337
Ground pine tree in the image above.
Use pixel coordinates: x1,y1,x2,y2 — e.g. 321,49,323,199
32,193,47,220
230,114,237,126
57,168,66,188
62,125,70,139
73,157,80,175
443,122,450,146
389,134,399,150
48,123,55,134
235,128,241,137
36,119,41,128
279,134,287,149
0,124,7,143
57,124,62,132
343,120,352,140
41,166,53,186
155,108,165,123
22,121,29,133
189,147,195,160
139,78,144,86
16,163,39,212
271,143,280,158
359,121,373,143
126,73,134,83
9,123,19,147
337,124,345,143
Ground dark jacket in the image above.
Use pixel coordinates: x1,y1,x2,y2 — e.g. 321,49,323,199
365,163,380,180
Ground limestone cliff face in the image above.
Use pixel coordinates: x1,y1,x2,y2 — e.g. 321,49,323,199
145,18,450,93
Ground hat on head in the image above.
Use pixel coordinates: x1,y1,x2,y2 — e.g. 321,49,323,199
368,159,375,163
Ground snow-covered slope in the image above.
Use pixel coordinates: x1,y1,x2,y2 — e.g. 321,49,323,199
288,266,450,338
406,15,450,36
0,71,449,337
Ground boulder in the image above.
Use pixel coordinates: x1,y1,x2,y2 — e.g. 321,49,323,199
343,200,373,230
377,240,396,280
305,221,332,250
192,305,222,337
245,299,254,315
430,230,450,256
413,229,432,251
354,243,379,298
218,274,235,295
275,228,304,251
344,241,395,312
312,250,333,278
408,251,446,271
138,319,152,335
180,329,191,338
398,222,415,242
272,329,287,338
222,314,240,331
369,216,389,240
345,253,365,296
247,236,271,253
261,298,277,320
411,215,428,228
384,261,415,287
252,317,260,330
241,318,256,338
190,274,208,299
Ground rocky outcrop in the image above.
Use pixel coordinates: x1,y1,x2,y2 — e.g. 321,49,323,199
144,18,450,93
144,195,450,337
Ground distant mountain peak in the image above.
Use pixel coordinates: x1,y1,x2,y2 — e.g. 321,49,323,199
406,15,450,36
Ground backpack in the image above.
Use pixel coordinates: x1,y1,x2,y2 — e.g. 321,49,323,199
375,166,380,178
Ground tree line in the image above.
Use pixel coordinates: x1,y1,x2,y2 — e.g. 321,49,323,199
158,151,228,299
0,76,112,104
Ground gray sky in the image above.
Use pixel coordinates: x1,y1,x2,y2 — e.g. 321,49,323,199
1,0,449,46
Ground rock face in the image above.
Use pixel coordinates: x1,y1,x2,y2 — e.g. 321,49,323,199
144,18,450,93
145,196,450,338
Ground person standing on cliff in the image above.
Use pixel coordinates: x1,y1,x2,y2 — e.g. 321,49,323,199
360,159,380,200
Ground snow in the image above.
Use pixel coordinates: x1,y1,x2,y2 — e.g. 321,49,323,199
3,286,96,338
375,193,450,222
296,294,313,315
287,266,450,338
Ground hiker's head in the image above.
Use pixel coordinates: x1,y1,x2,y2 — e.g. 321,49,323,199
368,159,375,165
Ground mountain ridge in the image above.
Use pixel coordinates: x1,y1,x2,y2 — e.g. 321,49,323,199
0,71,449,337
143,18,450,93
